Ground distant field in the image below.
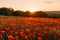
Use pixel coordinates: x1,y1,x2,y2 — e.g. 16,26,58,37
0,16,60,40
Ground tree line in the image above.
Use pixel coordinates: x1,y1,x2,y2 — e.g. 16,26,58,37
0,7,58,18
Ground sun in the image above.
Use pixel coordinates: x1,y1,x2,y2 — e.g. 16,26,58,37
28,8,36,12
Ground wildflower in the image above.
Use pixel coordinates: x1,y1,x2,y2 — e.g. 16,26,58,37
8,35,15,40
0,34,2,38
38,37,42,40
15,36,19,40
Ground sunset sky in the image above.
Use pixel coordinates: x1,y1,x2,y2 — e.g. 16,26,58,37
0,0,60,11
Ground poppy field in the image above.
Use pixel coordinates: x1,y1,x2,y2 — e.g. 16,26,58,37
0,17,60,40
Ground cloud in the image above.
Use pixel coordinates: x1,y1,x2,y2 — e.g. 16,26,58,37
44,1,53,4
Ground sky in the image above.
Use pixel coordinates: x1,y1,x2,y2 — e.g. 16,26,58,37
0,0,60,11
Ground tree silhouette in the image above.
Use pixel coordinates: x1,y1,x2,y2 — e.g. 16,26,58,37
0,7,59,18
34,11,51,17
0,7,14,16
24,11,31,17
13,10,24,16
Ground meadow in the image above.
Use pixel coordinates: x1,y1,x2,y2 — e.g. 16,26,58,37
0,17,60,40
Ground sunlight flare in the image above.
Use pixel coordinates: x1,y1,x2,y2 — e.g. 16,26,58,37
28,7,37,12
